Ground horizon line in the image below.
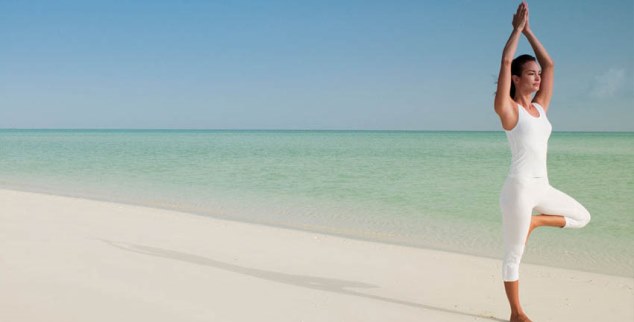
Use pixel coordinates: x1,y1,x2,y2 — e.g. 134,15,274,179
1,128,632,133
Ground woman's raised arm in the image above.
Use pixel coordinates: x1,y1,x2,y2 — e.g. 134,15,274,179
495,2,527,130
523,2,555,111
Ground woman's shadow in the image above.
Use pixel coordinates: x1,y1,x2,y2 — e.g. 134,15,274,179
101,239,504,321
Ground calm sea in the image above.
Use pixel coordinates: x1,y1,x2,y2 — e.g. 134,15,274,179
0,129,632,277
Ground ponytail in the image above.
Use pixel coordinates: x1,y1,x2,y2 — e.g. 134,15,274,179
510,54,537,98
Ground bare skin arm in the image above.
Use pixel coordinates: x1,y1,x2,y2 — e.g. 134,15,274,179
523,3,555,112
494,3,527,131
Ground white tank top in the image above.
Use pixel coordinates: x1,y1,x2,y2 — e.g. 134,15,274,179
505,102,552,178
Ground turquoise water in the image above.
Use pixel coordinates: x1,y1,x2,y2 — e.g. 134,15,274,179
0,129,632,277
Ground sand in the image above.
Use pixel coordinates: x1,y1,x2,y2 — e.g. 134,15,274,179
0,188,632,322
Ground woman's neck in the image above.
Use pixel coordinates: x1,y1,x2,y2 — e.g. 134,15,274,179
514,93,533,108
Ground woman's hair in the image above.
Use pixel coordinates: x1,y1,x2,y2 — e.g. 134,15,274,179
510,54,537,98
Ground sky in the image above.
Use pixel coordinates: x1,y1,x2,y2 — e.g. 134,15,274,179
1,0,633,131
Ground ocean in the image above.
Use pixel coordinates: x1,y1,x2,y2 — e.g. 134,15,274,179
0,129,632,277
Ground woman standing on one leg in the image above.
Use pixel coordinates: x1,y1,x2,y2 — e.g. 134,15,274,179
494,2,591,321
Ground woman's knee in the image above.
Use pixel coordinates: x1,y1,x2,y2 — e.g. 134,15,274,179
580,208,591,227
564,206,591,229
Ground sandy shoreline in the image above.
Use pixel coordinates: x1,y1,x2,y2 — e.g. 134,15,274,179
1,189,632,322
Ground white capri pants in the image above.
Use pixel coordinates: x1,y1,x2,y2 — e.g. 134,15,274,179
499,176,591,281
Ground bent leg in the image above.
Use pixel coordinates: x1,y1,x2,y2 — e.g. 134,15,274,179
534,185,591,229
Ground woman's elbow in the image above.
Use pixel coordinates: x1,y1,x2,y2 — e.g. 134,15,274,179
542,59,555,68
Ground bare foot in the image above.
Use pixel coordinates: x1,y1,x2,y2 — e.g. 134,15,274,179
510,312,532,322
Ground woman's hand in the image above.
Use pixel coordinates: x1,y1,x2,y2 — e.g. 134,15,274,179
522,1,532,34
512,2,528,32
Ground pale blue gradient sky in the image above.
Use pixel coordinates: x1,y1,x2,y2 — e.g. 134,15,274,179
1,0,632,131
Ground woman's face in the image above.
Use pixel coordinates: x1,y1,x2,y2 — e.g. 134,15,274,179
514,60,541,94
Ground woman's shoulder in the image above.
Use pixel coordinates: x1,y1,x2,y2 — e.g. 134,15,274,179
496,101,520,131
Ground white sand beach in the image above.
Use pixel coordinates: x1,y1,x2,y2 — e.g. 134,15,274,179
1,188,632,322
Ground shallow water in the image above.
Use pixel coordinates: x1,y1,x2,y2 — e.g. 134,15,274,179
1,129,632,277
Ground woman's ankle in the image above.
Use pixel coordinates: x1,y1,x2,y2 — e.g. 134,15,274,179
510,308,526,317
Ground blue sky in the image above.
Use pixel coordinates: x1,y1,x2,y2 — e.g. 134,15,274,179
1,0,632,131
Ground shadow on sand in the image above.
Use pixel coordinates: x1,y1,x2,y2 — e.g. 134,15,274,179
101,239,505,321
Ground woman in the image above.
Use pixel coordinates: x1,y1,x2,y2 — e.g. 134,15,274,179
494,2,591,321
